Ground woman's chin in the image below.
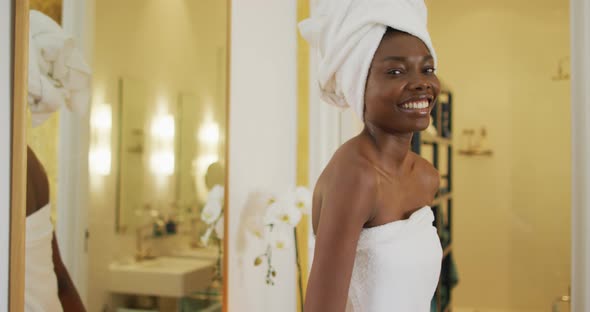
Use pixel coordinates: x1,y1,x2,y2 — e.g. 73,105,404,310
412,120,431,132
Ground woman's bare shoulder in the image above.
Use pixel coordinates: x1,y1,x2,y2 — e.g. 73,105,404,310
320,137,380,188
411,152,440,197
314,138,379,219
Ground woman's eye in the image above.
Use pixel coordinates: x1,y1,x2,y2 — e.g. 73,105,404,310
425,67,436,74
387,69,403,75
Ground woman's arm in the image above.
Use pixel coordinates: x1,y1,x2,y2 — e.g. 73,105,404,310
26,146,49,216
304,162,377,312
27,147,86,311
51,233,86,312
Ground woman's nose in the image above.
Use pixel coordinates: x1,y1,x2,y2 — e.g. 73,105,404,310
407,75,431,91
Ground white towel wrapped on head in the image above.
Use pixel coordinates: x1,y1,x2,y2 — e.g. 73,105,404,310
28,10,91,127
298,0,436,121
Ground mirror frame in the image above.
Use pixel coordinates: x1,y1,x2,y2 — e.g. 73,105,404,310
8,0,231,310
9,0,29,310
223,1,231,310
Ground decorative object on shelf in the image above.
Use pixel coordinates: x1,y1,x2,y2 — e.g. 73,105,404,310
552,293,570,312
552,56,570,81
199,184,224,287
458,127,493,157
248,186,312,308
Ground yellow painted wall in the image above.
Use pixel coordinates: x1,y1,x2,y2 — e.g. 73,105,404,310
296,1,310,311
30,0,61,23
89,0,227,310
427,0,571,310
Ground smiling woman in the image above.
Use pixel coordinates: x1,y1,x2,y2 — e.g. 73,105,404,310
364,28,440,133
299,1,443,311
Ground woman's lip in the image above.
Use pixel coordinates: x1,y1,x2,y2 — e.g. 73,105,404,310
397,105,431,115
397,97,434,106
396,99,433,116
396,100,433,110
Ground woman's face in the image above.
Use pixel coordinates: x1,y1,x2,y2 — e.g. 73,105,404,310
364,30,440,134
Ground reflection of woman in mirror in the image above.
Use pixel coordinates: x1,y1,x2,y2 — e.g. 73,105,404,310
300,0,442,311
205,161,224,190
26,147,86,311
25,9,91,312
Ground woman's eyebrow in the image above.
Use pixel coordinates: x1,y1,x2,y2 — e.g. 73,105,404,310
380,55,434,62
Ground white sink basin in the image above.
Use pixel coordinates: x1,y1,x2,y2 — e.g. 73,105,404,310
108,256,216,297
171,247,219,260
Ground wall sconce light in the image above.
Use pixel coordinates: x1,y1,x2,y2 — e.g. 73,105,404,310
150,151,175,176
194,120,221,201
150,114,175,176
199,122,220,145
152,114,175,141
89,147,111,176
89,103,112,175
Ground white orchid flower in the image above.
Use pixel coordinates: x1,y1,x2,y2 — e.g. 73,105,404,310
267,224,293,250
246,216,267,240
295,186,312,214
214,216,224,239
257,192,278,213
264,201,302,227
200,226,213,246
201,200,222,225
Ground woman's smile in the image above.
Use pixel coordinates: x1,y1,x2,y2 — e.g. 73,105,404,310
396,94,434,116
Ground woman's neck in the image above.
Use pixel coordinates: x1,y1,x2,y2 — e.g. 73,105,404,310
362,123,413,173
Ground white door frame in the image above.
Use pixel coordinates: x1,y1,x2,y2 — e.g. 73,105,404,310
54,0,94,303
569,0,590,310
1,0,14,311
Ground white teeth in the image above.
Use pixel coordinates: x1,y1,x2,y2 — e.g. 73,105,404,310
402,100,429,110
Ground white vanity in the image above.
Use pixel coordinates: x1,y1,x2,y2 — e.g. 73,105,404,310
108,256,216,298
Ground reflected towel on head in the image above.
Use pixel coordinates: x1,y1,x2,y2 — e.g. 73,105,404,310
28,10,91,127
298,0,436,121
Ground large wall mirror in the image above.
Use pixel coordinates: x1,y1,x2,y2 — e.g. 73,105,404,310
117,79,227,235
15,0,230,311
